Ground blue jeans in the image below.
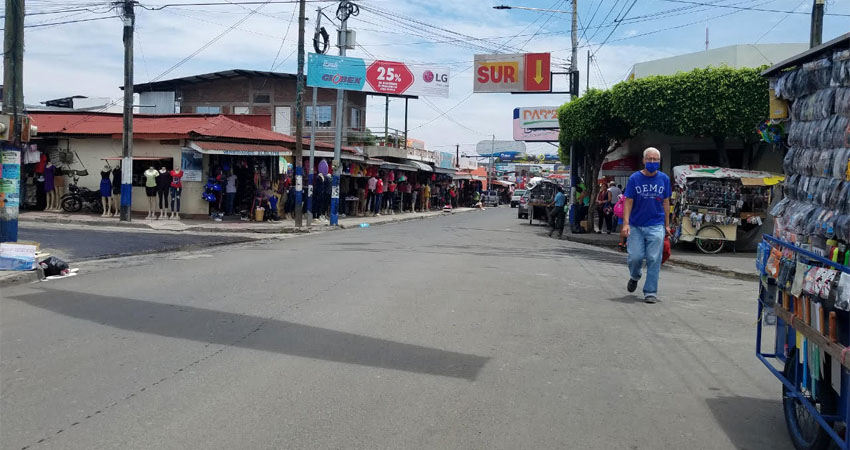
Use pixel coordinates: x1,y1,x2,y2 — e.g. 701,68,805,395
225,192,236,215
627,224,665,298
373,193,382,214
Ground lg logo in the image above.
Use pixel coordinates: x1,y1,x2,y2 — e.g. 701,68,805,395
422,70,448,83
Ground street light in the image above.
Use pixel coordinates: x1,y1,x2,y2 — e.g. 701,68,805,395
493,5,571,13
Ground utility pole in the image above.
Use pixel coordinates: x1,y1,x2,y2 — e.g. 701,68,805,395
120,0,135,222
331,0,353,226
307,6,323,228
585,51,590,92
570,0,578,100
294,0,306,227
0,0,25,242
456,144,460,169
810,0,825,48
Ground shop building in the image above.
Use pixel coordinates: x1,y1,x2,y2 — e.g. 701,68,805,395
130,69,369,143
24,111,350,217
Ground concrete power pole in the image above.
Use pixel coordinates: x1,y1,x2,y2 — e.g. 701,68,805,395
1,0,25,242
570,0,578,100
120,0,135,222
331,0,353,226
294,0,306,227
810,0,825,48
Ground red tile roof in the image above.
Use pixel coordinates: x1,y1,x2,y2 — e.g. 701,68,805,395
27,112,351,152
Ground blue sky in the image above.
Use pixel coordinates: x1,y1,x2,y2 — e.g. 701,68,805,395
10,0,850,155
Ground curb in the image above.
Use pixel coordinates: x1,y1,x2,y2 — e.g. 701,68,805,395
559,234,759,282
0,269,42,288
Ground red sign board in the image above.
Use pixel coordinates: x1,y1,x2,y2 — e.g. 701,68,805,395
366,60,414,95
523,53,551,92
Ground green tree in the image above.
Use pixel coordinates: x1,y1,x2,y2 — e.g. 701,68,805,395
610,66,768,168
559,89,632,231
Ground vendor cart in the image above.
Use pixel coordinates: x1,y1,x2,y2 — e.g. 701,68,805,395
525,178,560,225
671,165,783,254
756,235,850,450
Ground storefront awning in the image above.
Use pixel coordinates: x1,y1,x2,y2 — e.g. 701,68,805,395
381,162,418,171
365,158,384,166
405,160,433,172
189,141,292,156
433,167,455,175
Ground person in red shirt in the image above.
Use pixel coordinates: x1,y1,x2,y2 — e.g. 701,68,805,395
388,179,397,214
374,177,384,216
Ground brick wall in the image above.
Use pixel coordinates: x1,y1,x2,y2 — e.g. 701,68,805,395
175,75,368,131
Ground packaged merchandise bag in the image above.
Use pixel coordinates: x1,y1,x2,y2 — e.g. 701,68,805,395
766,247,783,279
836,273,850,311
791,261,809,297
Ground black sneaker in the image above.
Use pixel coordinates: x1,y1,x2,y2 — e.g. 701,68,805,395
627,279,638,293
644,295,658,304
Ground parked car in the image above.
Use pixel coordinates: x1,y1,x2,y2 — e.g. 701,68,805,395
517,191,530,219
510,189,526,208
482,190,500,207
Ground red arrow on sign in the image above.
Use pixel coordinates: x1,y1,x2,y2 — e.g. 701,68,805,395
523,53,551,92
366,60,414,95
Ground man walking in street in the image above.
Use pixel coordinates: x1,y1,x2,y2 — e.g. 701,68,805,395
622,147,671,304
548,185,567,238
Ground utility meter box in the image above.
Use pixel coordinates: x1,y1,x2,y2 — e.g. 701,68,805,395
337,29,356,50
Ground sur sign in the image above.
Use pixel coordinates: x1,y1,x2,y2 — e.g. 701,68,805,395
518,107,559,129
473,53,551,93
307,53,449,97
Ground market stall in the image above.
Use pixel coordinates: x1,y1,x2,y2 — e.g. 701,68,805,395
671,165,783,254
755,33,850,450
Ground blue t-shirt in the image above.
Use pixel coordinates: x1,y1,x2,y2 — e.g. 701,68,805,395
553,191,566,207
625,171,671,227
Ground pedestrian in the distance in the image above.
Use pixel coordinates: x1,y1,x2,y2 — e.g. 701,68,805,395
622,147,671,304
548,185,566,238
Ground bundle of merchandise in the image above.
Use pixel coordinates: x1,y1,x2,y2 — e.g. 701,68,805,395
761,48,850,317
769,48,850,251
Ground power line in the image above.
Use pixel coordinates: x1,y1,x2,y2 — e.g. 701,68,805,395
10,15,117,29
592,0,638,55
137,0,329,10
755,0,807,43
660,0,850,16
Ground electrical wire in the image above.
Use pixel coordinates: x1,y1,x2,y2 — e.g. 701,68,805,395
592,0,638,56
660,0,850,16
755,0,808,43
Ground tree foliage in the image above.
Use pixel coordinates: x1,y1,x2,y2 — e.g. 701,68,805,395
610,66,768,166
558,89,632,230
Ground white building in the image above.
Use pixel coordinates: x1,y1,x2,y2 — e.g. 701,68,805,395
628,43,809,79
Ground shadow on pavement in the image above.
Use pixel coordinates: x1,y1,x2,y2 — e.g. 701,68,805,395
607,295,639,304
705,396,793,450
9,289,490,381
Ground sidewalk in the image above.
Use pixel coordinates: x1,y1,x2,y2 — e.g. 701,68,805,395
18,208,475,234
560,230,758,281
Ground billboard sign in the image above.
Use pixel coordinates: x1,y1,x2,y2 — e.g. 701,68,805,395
476,140,526,156
308,54,449,97
519,106,559,129
473,53,550,93
513,108,559,142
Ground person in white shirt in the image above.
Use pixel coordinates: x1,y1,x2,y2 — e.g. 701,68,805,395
225,172,238,215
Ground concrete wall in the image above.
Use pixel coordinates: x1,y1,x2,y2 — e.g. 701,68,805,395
631,43,809,79
64,137,208,215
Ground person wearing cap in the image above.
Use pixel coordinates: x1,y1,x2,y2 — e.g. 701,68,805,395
622,147,671,304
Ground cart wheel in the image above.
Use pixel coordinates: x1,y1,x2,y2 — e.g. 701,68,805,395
695,225,725,254
782,352,836,450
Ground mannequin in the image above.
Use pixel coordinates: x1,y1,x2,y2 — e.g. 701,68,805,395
100,164,112,216
110,162,122,216
43,161,56,211
156,166,170,219
143,165,159,219
53,166,66,211
169,167,184,219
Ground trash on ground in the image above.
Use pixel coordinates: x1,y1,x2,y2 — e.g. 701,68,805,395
0,242,38,271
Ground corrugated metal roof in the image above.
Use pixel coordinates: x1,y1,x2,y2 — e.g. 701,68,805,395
191,141,292,155
128,69,297,91
27,112,351,152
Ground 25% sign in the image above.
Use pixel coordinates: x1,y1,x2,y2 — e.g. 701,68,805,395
366,60,414,95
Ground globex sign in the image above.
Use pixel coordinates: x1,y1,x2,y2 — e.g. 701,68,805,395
308,54,366,90
308,53,449,97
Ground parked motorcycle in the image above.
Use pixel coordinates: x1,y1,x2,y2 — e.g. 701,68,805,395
61,169,104,214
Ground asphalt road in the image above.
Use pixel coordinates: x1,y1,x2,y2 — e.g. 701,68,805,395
17,225,252,261
1,209,792,450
